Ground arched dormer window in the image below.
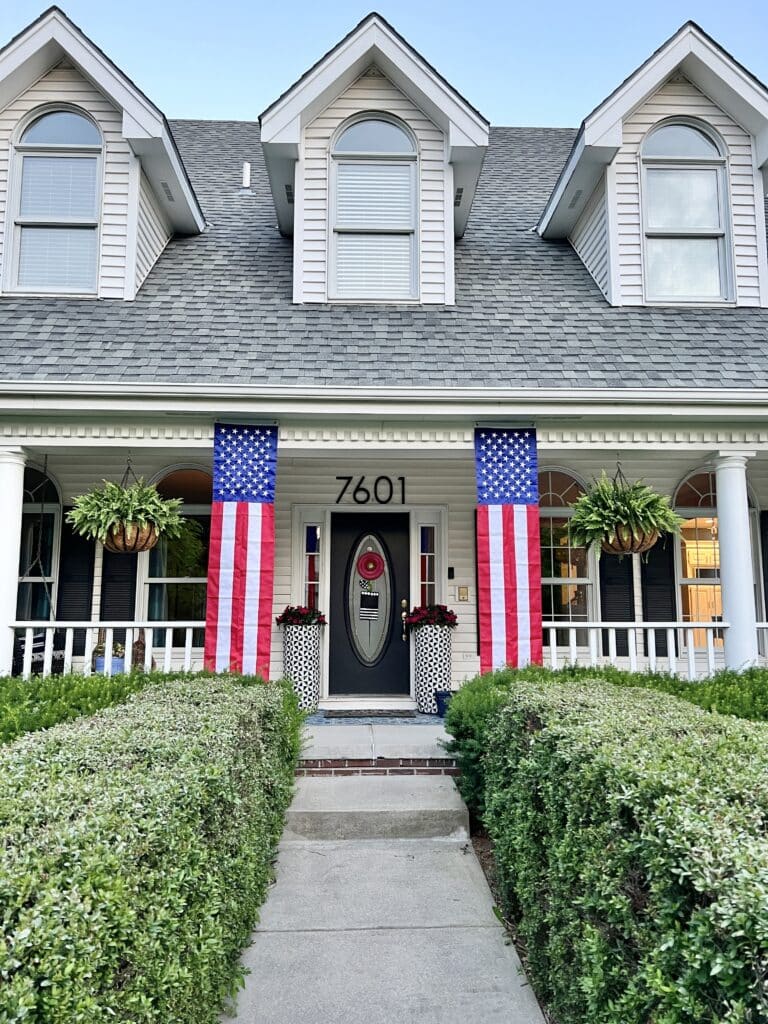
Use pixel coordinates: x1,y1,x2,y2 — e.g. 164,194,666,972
330,115,417,301
11,108,102,294
641,121,730,302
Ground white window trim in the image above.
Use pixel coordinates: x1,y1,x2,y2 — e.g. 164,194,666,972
327,114,420,302
4,104,104,297
639,118,734,305
136,502,210,645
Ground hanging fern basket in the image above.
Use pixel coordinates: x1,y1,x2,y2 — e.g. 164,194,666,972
102,522,160,554
600,526,659,556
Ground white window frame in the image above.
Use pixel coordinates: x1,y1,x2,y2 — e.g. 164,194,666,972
137,507,210,647
328,113,419,302
640,118,733,304
538,469,600,633
5,105,103,297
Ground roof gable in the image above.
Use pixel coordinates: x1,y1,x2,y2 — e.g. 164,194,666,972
259,12,489,237
539,21,768,238
0,6,203,233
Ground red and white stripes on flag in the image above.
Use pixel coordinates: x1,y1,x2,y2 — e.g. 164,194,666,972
204,424,277,676
476,504,542,672
475,429,542,672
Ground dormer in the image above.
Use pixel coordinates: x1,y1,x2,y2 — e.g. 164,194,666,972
0,7,203,300
539,23,768,308
260,14,489,305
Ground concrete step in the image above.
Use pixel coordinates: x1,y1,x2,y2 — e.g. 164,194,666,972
284,775,469,840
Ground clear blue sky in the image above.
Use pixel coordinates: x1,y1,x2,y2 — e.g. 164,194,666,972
3,0,768,126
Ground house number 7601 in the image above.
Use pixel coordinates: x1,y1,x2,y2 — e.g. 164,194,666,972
335,475,406,505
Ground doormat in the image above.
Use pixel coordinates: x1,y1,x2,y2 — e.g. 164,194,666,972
324,709,417,718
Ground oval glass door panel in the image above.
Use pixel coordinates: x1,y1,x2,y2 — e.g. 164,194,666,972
347,533,392,666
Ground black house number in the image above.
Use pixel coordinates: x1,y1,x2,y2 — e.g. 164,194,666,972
335,475,406,505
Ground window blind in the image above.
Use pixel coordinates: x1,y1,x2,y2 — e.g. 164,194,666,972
20,156,98,220
336,163,413,229
335,233,413,299
18,227,97,291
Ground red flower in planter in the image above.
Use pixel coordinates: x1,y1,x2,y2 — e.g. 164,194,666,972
404,604,458,630
275,605,327,626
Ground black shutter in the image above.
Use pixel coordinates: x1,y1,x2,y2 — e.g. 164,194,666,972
760,512,768,618
599,552,635,656
640,539,677,657
100,550,138,646
56,514,95,655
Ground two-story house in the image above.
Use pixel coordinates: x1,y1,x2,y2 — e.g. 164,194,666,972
1,7,768,705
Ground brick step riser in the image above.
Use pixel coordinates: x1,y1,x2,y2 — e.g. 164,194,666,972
296,757,458,778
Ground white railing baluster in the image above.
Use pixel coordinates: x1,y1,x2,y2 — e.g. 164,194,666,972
22,627,33,680
163,628,173,673
628,628,637,672
608,628,617,665
686,629,696,680
42,628,54,678
184,628,193,671
706,629,715,676
647,628,657,673
83,628,93,676
588,627,598,667
63,627,74,675
124,628,133,673
667,628,677,675
143,628,153,672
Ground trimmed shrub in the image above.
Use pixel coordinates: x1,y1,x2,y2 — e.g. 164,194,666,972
484,681,768,1024
444,664,768,816
0,676,302,1023
0,671,153,744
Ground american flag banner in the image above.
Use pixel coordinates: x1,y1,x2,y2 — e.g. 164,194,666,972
204,424,277,676
475,428,542,672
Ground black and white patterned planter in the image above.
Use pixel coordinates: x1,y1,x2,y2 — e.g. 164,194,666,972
283,624,321,711
413,625,453,714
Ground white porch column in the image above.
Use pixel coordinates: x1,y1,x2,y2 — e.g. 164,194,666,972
0,448,27,675
714,452,758,670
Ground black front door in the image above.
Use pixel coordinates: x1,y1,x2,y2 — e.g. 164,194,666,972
329,512,410,695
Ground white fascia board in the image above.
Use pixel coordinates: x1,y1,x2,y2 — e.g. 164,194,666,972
261,19,487,146
4,381,768,422
0,9,203,234
540,23,768,238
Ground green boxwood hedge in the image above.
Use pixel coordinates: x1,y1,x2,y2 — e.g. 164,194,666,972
0,670,154,744
445,664,768,817
484,681,768,1024
0,676,302,1023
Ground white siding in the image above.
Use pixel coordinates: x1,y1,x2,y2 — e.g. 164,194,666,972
616,76,763,305
569,175,610,298
0,64,132,299
299,68,449,304
135,171,171,289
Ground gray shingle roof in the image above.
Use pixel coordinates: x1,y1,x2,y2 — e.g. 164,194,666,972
1,120,767,389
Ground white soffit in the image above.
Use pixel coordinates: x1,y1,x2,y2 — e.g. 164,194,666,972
539,21,768,239
259,13,489,237
0,7,204,234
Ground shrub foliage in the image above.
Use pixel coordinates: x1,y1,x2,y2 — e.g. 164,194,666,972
482,681,768,1023
0,676,302,1023
444,664,768,817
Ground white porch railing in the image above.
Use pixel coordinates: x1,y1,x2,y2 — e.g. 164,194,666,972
542,621,729,680
11,621,206,679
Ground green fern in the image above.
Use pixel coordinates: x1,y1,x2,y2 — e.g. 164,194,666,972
568,471,684,548
66,479,185,543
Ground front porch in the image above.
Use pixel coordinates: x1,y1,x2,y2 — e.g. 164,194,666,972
3,416,768,692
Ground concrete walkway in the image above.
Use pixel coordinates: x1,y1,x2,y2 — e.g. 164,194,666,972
225,774,545,1024
303,722,449,761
